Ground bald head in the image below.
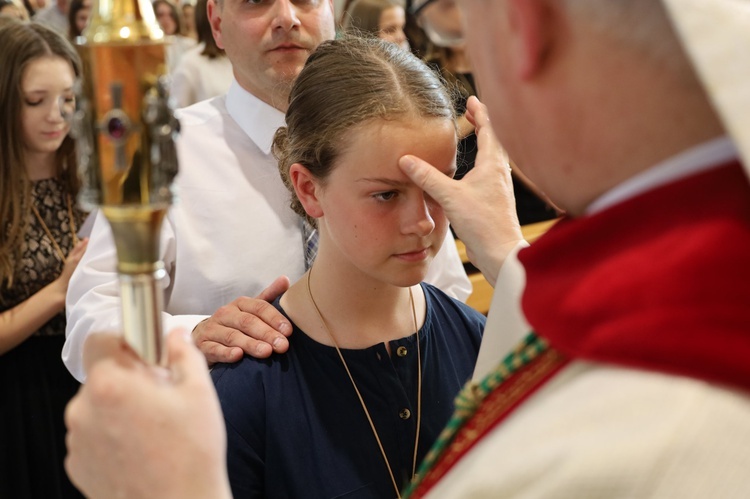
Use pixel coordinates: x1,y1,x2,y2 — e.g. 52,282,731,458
461,0,725,215
562,0,698,83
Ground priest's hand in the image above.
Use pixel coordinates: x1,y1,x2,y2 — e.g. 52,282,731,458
65,330,232,499
399,96,524,286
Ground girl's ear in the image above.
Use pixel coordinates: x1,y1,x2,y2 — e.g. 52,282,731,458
290,163,325,219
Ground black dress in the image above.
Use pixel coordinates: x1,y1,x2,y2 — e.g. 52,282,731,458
0,178,86,499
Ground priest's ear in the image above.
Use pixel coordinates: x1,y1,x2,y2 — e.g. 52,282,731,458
507,0,557,80
289,163,324,220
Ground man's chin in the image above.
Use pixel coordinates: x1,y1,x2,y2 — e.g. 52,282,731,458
271,61,305,84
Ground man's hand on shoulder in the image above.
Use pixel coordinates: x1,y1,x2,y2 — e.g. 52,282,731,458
192,275,293,365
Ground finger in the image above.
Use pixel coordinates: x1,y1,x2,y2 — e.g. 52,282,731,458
66,239,87,260
64,386,84,437
81,332,134,374
71,238,89,254
463,109,511,187
467,98,502,158
398,154,458,210
240,293,292,338
195,318,281,360
465,95,485,120
66,240,89,267
235,296,293,344
165,328,213,384
464,95,480,128
64,420,87,494
255,275,291,304
220,324,285,358
197,341,246,365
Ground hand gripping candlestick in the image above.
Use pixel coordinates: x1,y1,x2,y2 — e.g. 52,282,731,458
71,0,178,364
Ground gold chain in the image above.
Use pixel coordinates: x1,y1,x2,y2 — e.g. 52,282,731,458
30,192,78,264
306,268,422,499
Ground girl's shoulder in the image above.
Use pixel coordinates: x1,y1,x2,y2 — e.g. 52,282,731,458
421,282,486,340
422,282,485,318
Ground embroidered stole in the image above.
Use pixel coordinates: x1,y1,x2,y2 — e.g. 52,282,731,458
404,333,569,497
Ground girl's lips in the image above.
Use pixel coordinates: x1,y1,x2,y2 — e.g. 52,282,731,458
394,248,429,262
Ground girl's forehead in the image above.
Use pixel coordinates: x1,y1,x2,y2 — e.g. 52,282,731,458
334,116,457,175
22,56,75,89
349,115,454,136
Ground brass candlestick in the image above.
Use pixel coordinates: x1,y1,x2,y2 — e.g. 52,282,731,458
71,0,178,363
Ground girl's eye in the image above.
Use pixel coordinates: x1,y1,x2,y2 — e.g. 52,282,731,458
24,99,43,107
374,191,397,202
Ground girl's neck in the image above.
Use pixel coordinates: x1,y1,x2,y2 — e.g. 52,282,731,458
281,254,426,351
25,150,58,181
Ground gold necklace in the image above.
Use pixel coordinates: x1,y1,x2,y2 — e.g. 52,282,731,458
306,268,422,499
30,192,78,264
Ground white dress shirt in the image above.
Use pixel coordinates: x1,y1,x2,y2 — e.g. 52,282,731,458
63,80,471,382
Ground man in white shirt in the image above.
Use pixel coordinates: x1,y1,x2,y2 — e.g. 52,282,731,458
63,0,471,382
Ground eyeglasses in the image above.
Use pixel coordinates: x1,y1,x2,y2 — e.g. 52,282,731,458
412,0,464,48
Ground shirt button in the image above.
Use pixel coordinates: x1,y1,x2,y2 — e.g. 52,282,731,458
396,346,408,357
399,408,411,420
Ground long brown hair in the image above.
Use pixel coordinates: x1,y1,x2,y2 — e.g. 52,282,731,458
273,36,455,227
0,22,81,288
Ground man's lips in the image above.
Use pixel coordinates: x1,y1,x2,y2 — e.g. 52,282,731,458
270,43,306,51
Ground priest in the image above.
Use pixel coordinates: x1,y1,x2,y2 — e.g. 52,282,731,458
400,0,750,496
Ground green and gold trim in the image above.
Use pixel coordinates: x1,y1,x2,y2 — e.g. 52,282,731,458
404,332,569,498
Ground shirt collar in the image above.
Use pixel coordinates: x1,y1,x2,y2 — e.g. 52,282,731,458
586,136,740,214
225,79,286,156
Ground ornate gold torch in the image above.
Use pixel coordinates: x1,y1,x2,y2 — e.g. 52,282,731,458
71,0,178,364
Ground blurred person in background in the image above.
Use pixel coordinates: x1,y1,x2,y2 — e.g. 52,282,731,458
0,21,88,499
33,0,69,35
181,1,197,40
341,0,409,51
152,0,196,72
0,0,29,19
22,0,44,17
170,0,232,108
66,0,88,39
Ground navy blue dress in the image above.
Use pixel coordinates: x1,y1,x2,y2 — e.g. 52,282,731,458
212,283,485,498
